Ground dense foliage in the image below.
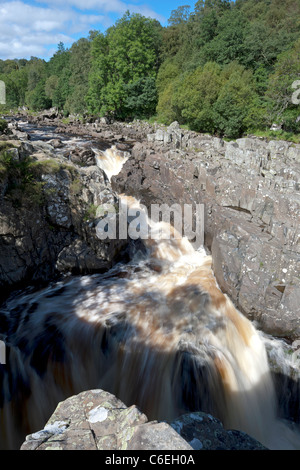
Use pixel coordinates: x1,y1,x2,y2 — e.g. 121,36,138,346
1,1,300,138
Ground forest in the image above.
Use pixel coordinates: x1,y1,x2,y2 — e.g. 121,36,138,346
0,0,300,139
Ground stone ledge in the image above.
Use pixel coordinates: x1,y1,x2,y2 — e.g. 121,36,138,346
20,389,267,451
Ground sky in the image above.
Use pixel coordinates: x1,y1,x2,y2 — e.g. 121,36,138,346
0,0,197,61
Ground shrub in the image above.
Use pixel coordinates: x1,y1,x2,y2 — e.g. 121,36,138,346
0,118,8,133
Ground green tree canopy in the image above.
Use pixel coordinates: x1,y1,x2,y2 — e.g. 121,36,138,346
0,0,299,139
265,39,300,131
86,11,162,118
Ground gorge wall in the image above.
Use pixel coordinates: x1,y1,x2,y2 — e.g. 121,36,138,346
3,112,300,340
1,113,299,449
111,121,299,342
0,125,129,302
20,389,266,451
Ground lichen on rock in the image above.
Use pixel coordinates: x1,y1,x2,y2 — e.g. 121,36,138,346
20,389,267,451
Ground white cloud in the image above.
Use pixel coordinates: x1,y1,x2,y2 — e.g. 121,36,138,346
34,0,164,18
0,0,164,60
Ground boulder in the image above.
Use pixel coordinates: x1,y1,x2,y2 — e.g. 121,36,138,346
20,389,266,451
20,389,192,451
3,116,299,340
171,412,267,450
48,138,63,148
0,140,127,299
111,132,300,340
70,147,96,166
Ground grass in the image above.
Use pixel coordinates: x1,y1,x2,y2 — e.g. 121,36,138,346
0,118,8,133
248,129,300,144
141,116,300,143
84,204,98,221
28,159,62,174
61,117,70,125
70,177,82,196
140,115,169,127
0,149,80,207
0,153,46,206
28,158,78,176
0,141,17,150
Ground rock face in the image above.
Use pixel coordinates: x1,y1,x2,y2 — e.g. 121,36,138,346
1,116,298,451
171,412,267,450
111,123,300,340
20,389,266,451
0,138,127,300
5,115,298,339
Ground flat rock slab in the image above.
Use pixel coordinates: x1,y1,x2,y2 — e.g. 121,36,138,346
20,389,267,451
171,412,267,450
20,389,193,451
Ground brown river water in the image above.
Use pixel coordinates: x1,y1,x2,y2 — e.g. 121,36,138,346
0,122,299,450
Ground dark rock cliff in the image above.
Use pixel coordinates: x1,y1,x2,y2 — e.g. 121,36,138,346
0,135,127,301
20,389,267,451
111,122,300,341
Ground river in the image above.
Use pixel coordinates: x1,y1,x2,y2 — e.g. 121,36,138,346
0,120,299,450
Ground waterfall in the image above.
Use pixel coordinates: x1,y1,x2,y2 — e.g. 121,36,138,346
0,145,299,450
93,145,129,181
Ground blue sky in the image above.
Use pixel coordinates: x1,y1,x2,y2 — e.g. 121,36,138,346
0,0,197,60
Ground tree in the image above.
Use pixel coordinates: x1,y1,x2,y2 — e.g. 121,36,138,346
123,76,158,119
194,0,231,16
156,59,181,123
26,58,47,91
45,75,59,101
213,63,258,138
48,42,70,76
0,75,20,107
168,5,191,25
25,80,51,111
86,32,110,115
45,43,71,111
265,39,300,131
160,5,192,63
0,65,28,108
173,62,224,132
64,38,91,114
197,9,249,66
87,12,162,118
51,68,71,110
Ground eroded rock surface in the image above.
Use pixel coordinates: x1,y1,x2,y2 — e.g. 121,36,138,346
2,116,299,339
20,389,266,451
171,412,267,450
111,124,300,340
0,138,127,299
20,389,192,451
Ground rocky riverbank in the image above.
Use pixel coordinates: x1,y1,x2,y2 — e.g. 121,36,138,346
0,118,130,301
20,389,266,451
1,111,299,449
17,109,299,341
113,124,300,342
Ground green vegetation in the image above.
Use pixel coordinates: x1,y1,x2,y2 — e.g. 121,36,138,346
70,177,82,196
0,148,77,206
0,149,45,205
86,12,162,119
0,118,8,133
0,1,300,139
84,203,98,221
250,129,300,144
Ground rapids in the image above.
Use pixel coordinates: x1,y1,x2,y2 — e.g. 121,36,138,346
0,122,299,450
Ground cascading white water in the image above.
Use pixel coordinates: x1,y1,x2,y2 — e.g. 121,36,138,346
92,145,130,181
0,145,299,450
